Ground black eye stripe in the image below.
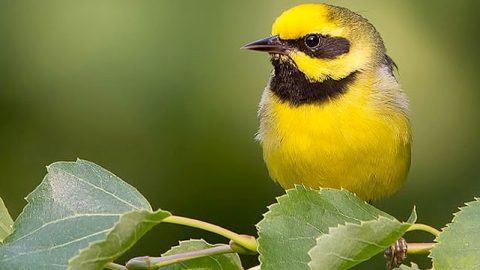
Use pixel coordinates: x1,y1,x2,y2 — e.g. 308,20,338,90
284,34,350,59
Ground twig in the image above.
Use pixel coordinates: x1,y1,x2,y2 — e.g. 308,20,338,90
105,262,127,270
407,224,441,237
163,215,258,252
126,244,235,269
407,242,434,254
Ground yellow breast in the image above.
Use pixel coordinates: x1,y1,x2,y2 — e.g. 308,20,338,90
258,74,411,201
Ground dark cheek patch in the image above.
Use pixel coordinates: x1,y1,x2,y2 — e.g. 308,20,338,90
286,35,350,59
269,57,358,106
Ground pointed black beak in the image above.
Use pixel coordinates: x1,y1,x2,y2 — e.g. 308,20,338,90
241,35,287,54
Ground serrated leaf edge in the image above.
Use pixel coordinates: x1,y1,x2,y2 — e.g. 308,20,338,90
307,215,413,269
0,197,14,243
162,238,222,256
1,174,48,244
429,197,480,262
255,185,312,268
255,186,382,269
54,159,153,211
3,159,151,245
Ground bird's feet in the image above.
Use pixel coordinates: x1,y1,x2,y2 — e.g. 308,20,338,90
384,237,407,270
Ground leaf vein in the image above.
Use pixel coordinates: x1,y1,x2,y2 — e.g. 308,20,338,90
3,229,110,262
10,213,119,243
55,168,140,210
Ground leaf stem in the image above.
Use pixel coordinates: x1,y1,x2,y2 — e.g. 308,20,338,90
163,215,258,252
126,245,234,269
407,223,441,237
407,242,434,254
105,262,127,270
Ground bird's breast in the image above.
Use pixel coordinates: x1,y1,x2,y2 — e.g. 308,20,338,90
257,82,411,201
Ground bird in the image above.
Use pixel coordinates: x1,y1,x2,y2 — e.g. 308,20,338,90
243,3,411,202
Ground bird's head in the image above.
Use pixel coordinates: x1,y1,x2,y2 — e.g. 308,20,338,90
243,3,387,83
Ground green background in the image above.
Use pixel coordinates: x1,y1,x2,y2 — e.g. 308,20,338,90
0,1,479,268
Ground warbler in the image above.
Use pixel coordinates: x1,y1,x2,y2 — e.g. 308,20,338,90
243,3,411,201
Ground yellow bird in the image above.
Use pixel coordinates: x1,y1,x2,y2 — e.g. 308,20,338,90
244,3,411,202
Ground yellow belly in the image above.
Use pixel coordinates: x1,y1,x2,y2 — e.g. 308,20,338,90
259,89,411,201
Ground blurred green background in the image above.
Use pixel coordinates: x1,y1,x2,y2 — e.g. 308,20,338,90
0,0,479,268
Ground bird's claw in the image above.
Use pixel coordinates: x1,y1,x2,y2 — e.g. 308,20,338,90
384,237,407,270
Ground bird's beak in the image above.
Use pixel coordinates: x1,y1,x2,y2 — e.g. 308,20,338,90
241,35,287,54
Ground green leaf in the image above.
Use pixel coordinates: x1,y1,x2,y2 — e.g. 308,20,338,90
395,262,421,270
257,186,400,270
159,239,243,270
0,197,14,242
430,197,480,270
0,159,170,270
308,213,415,270
68,209,169,270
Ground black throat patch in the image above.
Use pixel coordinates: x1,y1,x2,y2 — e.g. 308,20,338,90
269,58,359,106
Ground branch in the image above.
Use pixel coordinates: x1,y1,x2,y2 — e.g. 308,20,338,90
163,215,258,252
105,262,127,270
407,223,441,237
407,242,434,254
126,245,235,269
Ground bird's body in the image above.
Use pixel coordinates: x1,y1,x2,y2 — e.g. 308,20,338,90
245,4,411,201
258,64,410,201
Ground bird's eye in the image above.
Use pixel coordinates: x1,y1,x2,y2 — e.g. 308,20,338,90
305,34,320,47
